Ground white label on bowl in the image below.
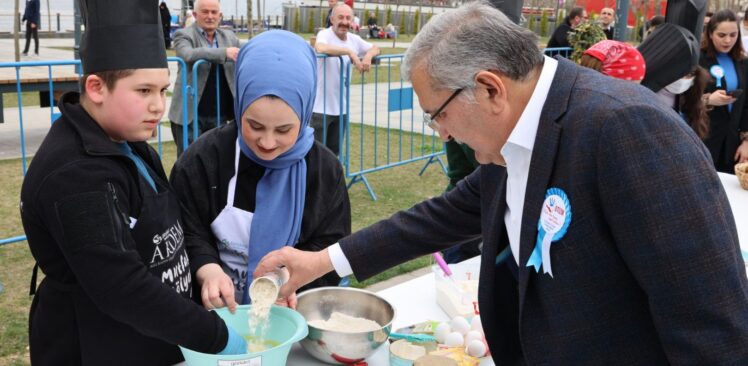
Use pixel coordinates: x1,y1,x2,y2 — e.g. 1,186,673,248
217,356,262,366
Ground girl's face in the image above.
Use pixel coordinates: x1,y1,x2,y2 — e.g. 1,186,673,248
710,21,739,54
240,96,301,161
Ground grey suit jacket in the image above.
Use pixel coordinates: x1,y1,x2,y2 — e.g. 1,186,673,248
340,57,748,365
168,24,240,126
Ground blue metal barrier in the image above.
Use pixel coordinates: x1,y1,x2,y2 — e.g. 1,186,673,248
314,54,348,159
337,54,447,201
0,59,83,174
0,58,189,246
188,59,228,150
543,47,573,58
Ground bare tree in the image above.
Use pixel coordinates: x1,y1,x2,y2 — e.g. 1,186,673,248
14,0,20,62
46,0,51,31
247,0,254,37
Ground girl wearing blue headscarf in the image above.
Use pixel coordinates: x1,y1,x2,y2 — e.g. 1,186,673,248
170,31,351,309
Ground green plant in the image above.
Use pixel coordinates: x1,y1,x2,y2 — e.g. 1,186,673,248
528,13,536,32
400,12,407,36
540,11,549,37
386,8,392,26
321,6,327,28
293,8,301,33
364,9,370,27
634,9,644,42
413,9,420,34
568,21,607,63
307,9,315,33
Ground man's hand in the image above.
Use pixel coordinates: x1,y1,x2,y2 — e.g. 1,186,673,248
196,263,238,313
349,51,366,73
359,56,373,73
226,47,240,62
274,292,298,309
253,247,334,300
30,22,36,29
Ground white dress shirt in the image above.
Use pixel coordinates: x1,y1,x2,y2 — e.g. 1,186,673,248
501,56,557,264
329,56,559,276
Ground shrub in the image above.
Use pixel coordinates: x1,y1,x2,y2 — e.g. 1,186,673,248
568,21,607,63
540,11,549,37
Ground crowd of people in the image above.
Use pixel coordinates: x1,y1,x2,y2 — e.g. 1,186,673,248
17,0,748,364
549,5,748,172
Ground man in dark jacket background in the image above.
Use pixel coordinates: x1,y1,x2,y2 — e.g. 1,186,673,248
547,6,586,48
22,0,40,56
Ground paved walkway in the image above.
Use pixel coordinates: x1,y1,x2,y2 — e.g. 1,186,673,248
0,37,425,160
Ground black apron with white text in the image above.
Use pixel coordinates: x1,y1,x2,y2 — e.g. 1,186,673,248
29,172,193,366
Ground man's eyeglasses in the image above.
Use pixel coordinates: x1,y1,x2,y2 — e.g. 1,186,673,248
423,88,463,130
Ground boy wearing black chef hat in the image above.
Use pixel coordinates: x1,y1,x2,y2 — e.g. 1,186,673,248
20,0,246,364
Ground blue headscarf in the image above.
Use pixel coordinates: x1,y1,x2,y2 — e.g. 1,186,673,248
234,30,317,303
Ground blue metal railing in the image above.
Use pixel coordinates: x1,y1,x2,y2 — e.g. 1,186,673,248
340,54,446,201
0,58,188,246
0,53,448,246
188,60,227,149
543,47,573,58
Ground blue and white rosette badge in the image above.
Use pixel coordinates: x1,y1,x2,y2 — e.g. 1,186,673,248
526,187,572,278
710,65,725,88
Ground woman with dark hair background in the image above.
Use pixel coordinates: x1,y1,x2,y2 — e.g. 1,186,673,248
700,9,748,173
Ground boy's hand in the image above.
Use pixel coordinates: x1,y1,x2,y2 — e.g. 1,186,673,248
196,263,238,313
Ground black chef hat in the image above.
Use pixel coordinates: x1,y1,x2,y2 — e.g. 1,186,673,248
665,0,707,44
638,23,699,93
79,0,168,74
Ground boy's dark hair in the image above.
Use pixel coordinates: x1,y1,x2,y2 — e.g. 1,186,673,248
79,69,135,95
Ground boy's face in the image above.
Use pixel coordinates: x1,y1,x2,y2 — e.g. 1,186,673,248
96,69,170,142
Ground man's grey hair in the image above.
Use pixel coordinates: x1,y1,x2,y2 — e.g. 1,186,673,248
194,0,220,12
402,1,544,98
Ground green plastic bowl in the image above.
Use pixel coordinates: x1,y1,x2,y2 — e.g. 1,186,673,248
180,305,308,366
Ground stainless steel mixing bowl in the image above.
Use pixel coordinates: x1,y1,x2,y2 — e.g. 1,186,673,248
296,287,395,364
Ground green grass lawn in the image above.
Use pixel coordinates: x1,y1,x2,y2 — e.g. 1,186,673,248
0,124,448,364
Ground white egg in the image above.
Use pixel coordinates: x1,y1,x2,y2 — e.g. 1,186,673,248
434,322,451,343
444,331,464,347
450,316,471,335
466,339,487,357
464,330,483,344
470,316,483,333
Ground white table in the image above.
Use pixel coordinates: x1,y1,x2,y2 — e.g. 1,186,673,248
717,172,748,261
289,174,747,365
287,256,493,365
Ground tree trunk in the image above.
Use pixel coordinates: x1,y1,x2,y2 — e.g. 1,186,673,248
14,0,20,62
256,0,262,30
46,0,51,32
247,0,254,37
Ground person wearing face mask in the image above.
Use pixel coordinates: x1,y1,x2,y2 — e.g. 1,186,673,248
656,67,710,139
170,30,351,311
700,9,748,172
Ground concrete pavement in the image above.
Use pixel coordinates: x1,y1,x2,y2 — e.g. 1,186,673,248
0,37,424,161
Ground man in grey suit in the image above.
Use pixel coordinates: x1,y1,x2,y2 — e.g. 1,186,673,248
168,0,240,156
256,1,748,364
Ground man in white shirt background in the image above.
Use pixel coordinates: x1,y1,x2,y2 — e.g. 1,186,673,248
312,4,380,156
